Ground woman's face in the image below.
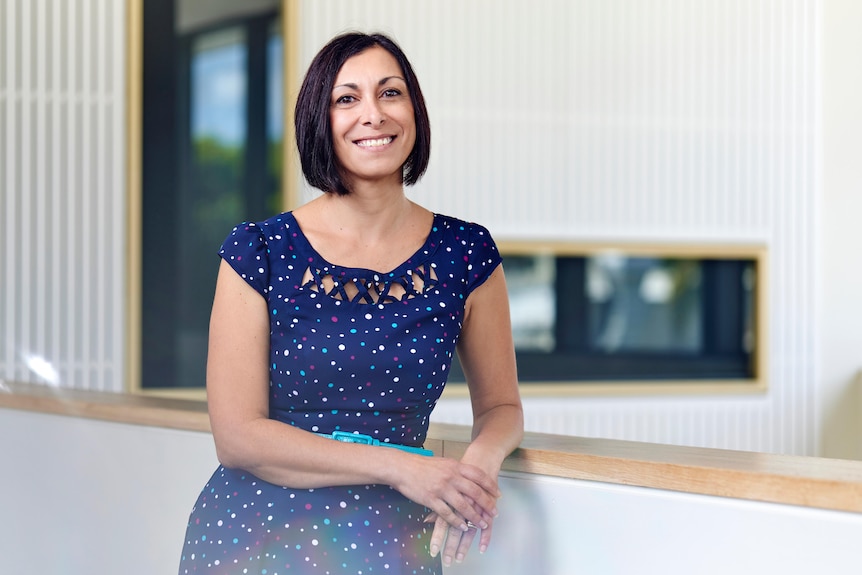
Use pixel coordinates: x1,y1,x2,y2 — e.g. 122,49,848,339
330,46,416,189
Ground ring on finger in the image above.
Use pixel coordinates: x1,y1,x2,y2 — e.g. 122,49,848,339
465,521,478,530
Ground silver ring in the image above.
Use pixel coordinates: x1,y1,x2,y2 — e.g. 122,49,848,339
465,520,478,530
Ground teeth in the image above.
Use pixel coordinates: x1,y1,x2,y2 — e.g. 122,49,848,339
356,137,393,148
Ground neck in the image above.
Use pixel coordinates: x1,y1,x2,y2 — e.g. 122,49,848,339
319,186,414,239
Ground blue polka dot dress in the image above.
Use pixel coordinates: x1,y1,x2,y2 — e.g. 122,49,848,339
179,212,502,574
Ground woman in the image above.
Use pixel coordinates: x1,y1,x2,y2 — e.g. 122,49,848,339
179,32,523,574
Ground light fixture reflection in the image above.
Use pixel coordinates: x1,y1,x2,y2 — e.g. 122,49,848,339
639,267,676,304
23,354,60,386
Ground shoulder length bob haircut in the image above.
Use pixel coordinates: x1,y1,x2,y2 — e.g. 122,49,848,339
294,32,431,196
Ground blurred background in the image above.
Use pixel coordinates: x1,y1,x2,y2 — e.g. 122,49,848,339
1,0,860,460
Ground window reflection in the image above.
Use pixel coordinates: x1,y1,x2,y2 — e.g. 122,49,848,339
267,25,284,215
507,255,556,352
192,28,247,145
457,252,758,383
587,256,703,353
175,27,250,387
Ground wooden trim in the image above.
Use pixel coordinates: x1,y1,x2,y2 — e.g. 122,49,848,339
432,421,862,515
1,382,209,432
496,240,768,259
441,380,767,399
2,382,861,514
126,0,144,394
281,0,301,211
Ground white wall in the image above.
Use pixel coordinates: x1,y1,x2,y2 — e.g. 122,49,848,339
3,408,861,574
0,0,126,391
820,0,862,459
472,473,862,575
298,0,822,455
0,408,218,574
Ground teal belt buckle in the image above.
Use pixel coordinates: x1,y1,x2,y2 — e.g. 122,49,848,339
321,431,433,457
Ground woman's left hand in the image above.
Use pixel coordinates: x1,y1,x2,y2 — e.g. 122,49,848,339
426,449,501,565
426,505,492,566
425,265,523,565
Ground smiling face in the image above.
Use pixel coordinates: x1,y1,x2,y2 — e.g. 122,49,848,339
329,46,417,191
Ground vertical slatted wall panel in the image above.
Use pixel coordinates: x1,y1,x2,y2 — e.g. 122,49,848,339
299,0,819,455
0,0,125,391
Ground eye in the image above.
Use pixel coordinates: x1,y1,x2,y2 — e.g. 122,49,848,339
334,94,357,106
381,88,402,98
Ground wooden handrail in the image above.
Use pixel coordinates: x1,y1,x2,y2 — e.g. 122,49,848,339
2,380,861,514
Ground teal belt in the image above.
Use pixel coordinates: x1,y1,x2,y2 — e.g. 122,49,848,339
316,431,433,457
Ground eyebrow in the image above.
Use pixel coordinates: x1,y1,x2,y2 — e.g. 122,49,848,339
333,76,406,91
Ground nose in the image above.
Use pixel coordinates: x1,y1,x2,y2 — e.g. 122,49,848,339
362,99,386,127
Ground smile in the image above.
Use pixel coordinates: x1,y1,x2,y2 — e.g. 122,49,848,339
355,136,394,148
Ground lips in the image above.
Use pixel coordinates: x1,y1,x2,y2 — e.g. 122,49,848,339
354,136,394,148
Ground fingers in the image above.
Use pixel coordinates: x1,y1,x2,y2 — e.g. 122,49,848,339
442,522,471,565
429,515,448,559
460,494,497,532
398,456,500,553
445,468,499,528
465,497,495,553
453,522,480,563
427,494,473,532
477,519,493,554
430,514,486,566
458,463,503,499
425,469,498,532
442,490,492,531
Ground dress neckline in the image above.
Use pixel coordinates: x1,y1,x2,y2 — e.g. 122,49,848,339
284,211,442,276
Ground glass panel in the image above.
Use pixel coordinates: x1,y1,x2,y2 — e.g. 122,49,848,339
506,255,556,352
142,12,283,389
468,253,759,384
189,26,247,243
177,27,248,387
586,255,703,353
267,23,283,215
192,28,247,146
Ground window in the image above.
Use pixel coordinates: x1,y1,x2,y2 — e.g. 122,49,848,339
448,245,765,389
141,3,283,389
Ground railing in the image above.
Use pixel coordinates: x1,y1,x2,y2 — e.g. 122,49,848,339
2,380,862,574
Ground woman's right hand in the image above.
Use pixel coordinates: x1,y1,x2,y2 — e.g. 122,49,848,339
389,453,500,533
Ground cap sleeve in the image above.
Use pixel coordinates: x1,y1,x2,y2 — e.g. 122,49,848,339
218,222,270,296
464,222,503,296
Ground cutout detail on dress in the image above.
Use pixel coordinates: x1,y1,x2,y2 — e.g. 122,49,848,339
301,264,438,304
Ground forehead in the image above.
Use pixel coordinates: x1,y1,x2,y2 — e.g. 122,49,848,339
334,46,405,84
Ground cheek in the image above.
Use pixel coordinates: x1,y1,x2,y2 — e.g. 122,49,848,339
330,112,350,137
398,110,417,136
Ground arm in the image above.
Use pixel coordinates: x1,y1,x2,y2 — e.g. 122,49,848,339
206,259,500,529
459,265,524,467
429,264,525,564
